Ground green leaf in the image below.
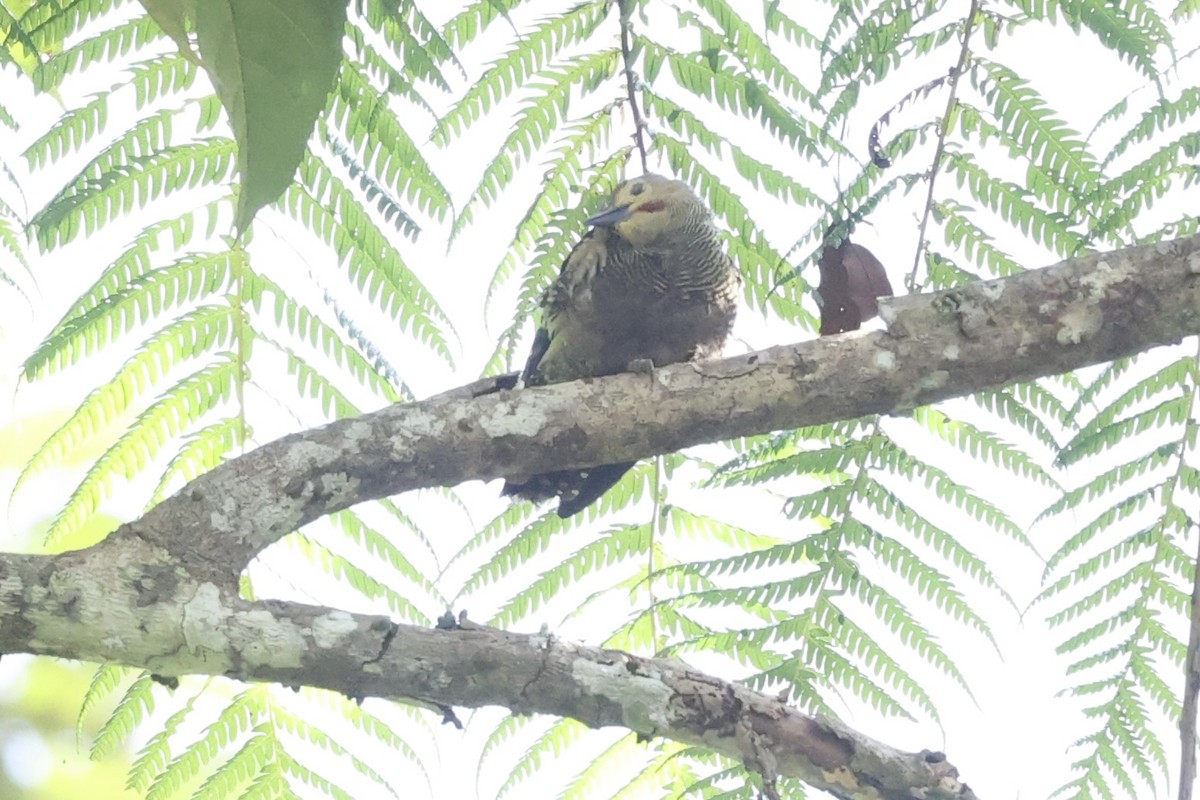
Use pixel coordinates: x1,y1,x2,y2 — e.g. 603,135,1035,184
195,0,348,234
138,0,197,62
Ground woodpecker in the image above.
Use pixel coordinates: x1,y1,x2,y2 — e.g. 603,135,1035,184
502,174,739,517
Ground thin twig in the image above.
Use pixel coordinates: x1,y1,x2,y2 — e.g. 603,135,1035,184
905,0,980,291
616,0,650,174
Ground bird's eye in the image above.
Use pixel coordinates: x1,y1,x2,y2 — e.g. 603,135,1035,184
630,183,645,196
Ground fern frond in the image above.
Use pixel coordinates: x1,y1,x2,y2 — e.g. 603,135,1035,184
865,514,1000,635
642,92,824,211
935,197,1027,277
26,251,238,377
480,202,596,375
74,107,179,186
1104,86,1200,163
451,462,656,597
282,533,431,624
1063,357,1194,456
78,663,138,749
145,690,259,800
127,53,198,109
557,732,651,800
480,112,614,319
356,0,454,92
1059,395,1188,468
491,523,650,628
330,508,446,609
127,690,201,792
440,0,522,50
42,198,230,331
819,0,933,93
825,588,957,718
329,63,452,223
22,0,125,51
149,417,243,504
685,0,815,106
43,357,241,547
910,405,1056,486
943,148,1086,254
970,58,1103,221
345,27,440,125
23,92,109,171
455,47,621,234
303,688,435,785
436,2,610,143
655,43,839,160
187,721,276,800
33,139,237,250
34,14,164,93
972,384,1069,450
91,671,156,760
778,602,928,720
253,268,412,411
1093,130,1200,240
490,718,588,800
285,161,457,364
1013,0,1167,77
17,305,237,503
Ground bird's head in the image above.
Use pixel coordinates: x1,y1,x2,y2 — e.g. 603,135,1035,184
586,174,706,247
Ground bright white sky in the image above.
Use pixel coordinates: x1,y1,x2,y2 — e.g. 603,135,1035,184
1,1,1199,799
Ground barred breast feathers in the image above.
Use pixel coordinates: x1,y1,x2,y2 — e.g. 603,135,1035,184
503,173,740,517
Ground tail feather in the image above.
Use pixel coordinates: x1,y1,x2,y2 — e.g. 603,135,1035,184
502,461,637,518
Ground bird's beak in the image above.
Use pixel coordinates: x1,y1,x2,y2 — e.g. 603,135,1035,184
586,204,633,227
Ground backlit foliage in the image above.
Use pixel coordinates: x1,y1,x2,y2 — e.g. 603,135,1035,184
0,0,1198,799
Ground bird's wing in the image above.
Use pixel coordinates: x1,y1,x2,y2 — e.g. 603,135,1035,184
522,226,614,386
543,226,611,316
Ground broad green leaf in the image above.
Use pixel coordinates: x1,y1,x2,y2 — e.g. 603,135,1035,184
195,0,348,234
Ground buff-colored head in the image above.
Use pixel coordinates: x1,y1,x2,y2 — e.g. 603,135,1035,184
586,174,708,247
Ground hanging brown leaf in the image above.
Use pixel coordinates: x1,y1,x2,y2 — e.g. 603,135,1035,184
817,239,894,335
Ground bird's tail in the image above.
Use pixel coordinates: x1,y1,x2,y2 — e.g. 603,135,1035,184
502,461,637,518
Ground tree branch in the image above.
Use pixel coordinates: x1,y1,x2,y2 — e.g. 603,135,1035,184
0,554,974,797
3,233,1200,798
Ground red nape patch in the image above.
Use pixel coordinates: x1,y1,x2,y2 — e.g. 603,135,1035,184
636,200,667,213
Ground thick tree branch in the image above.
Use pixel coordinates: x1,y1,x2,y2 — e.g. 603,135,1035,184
0,550,973,797
121,234,1200,574
3,234,1200,798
